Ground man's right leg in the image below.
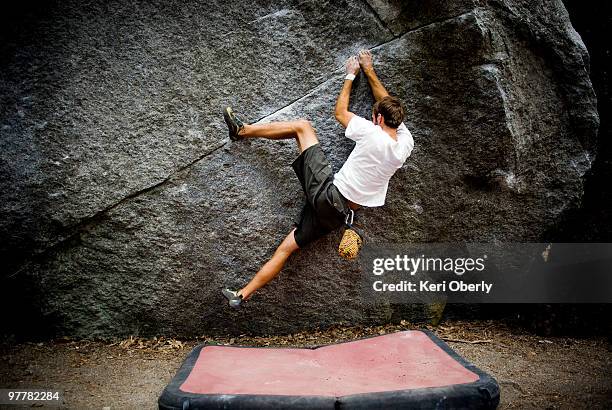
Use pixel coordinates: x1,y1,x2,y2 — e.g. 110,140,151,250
240,119,319,153
228,109,319,153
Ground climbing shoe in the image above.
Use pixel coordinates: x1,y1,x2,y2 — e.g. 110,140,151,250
222,288,243,309
223,107,245,141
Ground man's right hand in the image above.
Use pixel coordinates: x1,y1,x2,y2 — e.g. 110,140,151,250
358,49,374,72
359,49,389,102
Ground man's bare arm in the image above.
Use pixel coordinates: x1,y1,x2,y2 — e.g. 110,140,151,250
359,49,389,102
334,56,359,128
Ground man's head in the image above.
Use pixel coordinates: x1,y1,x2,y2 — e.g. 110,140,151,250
372,96,405,128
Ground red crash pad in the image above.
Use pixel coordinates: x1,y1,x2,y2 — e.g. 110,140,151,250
181,330,478,396
159,330,500,409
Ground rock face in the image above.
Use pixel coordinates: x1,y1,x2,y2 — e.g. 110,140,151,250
0,0,598,337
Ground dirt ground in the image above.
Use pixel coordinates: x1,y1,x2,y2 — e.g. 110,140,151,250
0,320,610,409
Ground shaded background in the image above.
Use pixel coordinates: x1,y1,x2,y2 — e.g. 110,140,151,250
1,0,609,339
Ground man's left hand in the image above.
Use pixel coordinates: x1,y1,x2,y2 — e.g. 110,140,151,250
345,56,360,76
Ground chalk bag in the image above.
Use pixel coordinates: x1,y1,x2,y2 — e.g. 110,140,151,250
338,209,363,260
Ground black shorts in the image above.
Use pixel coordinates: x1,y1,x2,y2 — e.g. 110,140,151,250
292,144,349,247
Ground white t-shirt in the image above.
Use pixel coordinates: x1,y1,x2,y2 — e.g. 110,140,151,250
333,115,414,207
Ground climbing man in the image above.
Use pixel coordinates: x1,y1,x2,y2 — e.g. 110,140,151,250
221,49,414,308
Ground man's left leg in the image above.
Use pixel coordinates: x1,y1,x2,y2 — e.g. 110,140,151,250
222,229,299,308
241,228,299,299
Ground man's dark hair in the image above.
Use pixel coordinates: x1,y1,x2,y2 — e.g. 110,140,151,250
372,96,405,128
